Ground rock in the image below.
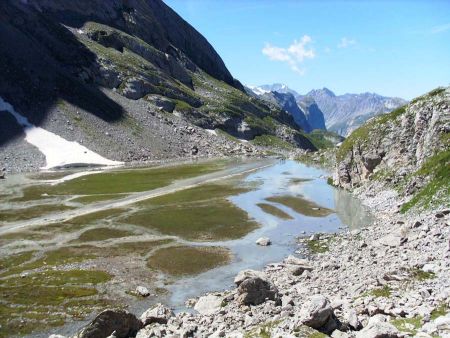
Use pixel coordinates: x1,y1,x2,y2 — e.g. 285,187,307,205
136,286,150,297
300,295,337,333
345,308,362,330
256,237,271,246
355,321,401,338
378,234,403,247
194,295,223,315
234,269,267,286
236,277,280,306
75,309,142,338
284,255,313,275
140,304,174,326
422,263,438,274
146,95,176,113
331,330,350,338
310,233,320,241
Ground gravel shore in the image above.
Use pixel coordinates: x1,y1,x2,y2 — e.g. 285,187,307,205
67,183,450,338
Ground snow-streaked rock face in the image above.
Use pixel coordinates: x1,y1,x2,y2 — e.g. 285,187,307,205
0,97,122,169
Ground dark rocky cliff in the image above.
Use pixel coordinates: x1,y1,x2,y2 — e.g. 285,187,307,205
0,0,316,171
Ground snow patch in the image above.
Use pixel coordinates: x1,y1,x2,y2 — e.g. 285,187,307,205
247,85,270,96
47,170,104,185
205,129,217,136
0,97,123,170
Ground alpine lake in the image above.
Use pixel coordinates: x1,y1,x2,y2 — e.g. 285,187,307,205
0,158,373,337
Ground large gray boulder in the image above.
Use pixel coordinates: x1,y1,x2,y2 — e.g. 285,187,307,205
140,303,174,326
194,294,223,315
237,277,280,306
234,269,267,286
355,321,400,338
300,295,338,333
75,309,142,338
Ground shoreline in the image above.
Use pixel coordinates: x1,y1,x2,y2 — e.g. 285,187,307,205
60,162,450,337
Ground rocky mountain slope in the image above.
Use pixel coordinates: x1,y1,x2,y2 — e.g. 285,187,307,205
246,84,327,133
308,88,407,136
0,0,316,172
334,86,450,213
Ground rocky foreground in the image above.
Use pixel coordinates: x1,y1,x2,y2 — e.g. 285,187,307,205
50,184,450,338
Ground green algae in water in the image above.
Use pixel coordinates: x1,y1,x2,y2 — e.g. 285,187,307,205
76,227,135,242
257,203,294,220
126,200,258,241
266,195,334,217
0,204,75,223
0,269,112,337
125,183,258,241
146,183,251,206
147,245,231,277
17,162,226,200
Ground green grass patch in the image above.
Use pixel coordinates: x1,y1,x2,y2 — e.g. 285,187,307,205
0,269,112,337
368,285,392,298
306,239,329,253
265,195,334,217
410,268,435,281
18,162,226,199
252,134,294,150
124,183,258,241
76,227,135,242
257,203,293,220
391,316,422,335
147,245,230,276
0,204,75,223
400,149,450,213
431,303,449,320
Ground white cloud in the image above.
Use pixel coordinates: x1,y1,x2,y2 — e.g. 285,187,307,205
262,35,315,75
431,23,450,34
338,37,356,48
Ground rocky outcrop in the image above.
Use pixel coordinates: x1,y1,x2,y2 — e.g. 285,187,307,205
334,87,449,213
75,309,142,338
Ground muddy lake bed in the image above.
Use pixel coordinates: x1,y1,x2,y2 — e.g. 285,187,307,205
0,158,373,337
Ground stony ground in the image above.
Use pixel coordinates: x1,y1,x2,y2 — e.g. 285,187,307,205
57,181,449,338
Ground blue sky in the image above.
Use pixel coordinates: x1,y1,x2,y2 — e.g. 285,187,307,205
164,0,450,99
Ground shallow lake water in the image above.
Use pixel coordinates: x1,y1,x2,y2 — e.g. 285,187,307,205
166,159,373,309
0,158,373,337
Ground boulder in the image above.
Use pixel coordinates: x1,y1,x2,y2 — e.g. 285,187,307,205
237,277,280,306
234,269,267,286
75,309,142,338
140,304,174,326
284,255,313,276
194,294,223,315
136,286,150,297
256,237,271,246
378,234,403,247
300,295,337,333
146,94,175,113
355,321,400,338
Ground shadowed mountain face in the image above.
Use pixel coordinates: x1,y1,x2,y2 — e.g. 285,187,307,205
0,0,315,160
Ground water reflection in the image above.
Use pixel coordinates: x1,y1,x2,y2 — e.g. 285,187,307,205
167,160,373,309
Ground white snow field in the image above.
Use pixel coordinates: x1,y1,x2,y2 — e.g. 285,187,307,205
0,97,123,169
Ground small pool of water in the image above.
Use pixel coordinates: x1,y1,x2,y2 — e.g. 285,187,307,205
166,159,373,309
